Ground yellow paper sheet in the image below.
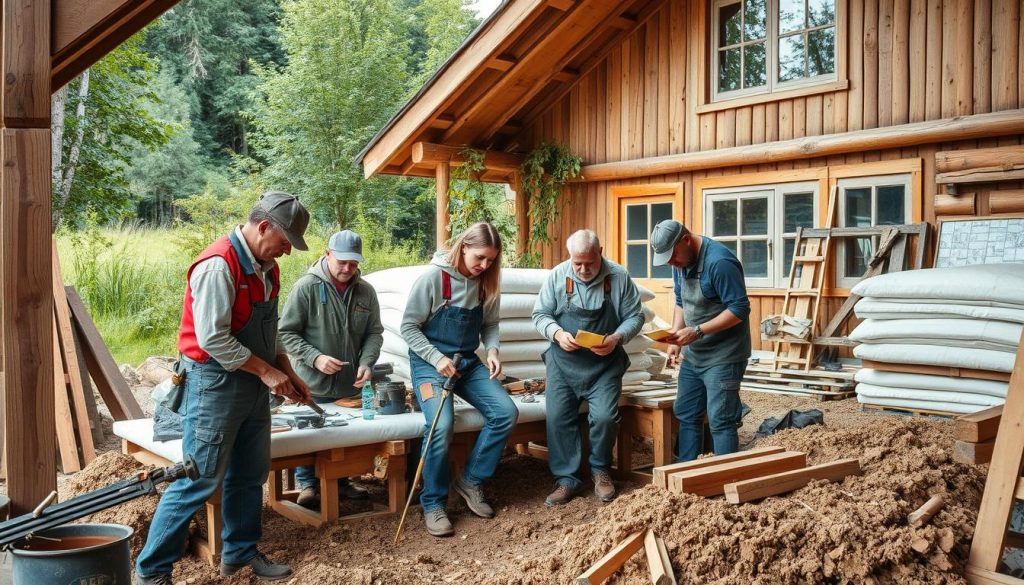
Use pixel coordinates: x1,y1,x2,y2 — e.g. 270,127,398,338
574,329,607,348
644,328,673,342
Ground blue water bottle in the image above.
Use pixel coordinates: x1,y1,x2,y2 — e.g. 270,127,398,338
361,380,376,420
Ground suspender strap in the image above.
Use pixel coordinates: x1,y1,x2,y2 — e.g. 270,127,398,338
441,270,452,301
565,277,574,296
603,276,612,295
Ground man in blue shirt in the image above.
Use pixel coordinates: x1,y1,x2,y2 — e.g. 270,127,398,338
650,219,751,462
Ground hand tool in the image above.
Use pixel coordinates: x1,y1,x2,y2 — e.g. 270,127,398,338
394,352,463,544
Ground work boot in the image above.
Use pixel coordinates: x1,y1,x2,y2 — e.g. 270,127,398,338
339,478,370,500
453,475,494,518
221,552,292,581
135,574,172,585
544,482,580,507
593,471,617,503
296,485,320,509
424,508,455,537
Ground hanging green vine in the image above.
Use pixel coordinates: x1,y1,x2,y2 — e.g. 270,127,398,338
447,147,517,252
519,142,582,267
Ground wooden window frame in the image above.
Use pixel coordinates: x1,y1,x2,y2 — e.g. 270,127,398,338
700,0,848,112
609,183,686,268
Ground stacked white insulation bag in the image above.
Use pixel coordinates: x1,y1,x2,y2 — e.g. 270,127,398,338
849,264,1024,414
363,266,659,385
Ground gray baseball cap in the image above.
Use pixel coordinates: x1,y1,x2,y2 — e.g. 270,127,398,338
257,191,310,251
329,230,365,262
650,219,685,266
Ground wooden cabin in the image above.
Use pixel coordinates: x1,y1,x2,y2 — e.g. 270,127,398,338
359,0,1024,347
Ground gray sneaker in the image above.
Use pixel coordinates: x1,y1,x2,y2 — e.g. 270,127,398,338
135,574,172,585
453,475,494,518
424,508,455,537
221,552,292,581
545,483,580,507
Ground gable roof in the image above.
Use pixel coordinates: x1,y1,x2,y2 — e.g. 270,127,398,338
357,0,661,181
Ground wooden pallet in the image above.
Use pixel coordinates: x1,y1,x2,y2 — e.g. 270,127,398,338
741,383,855,401
860,403,959,419
746,361,857,382
742,371,854,390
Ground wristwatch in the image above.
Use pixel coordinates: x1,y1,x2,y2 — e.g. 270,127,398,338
694,325,706,339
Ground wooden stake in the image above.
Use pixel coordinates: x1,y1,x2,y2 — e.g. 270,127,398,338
53,243,95,464
643,530,676,585
574,531,645,585
909,494,946,528
52,318,81,473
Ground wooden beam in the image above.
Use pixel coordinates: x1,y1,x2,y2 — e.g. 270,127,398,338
935,145,1024,173
861,359,1012,383
669,452,807,497
512,173,528,258
3,0,50,125
436,163,450,248
643,530,676,585
574,531,645,585
956,406,1003,443
360,0,550,178
954,440,996,465
411,142,524,172
609,15,638,29
578,109,1024,182
548,0,576,10
936,167,1024,185
723,458,862,504
51,0,179,91
652,446,786,489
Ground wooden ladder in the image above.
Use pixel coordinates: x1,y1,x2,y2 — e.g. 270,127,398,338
771,186,837,373
966,332,1024,584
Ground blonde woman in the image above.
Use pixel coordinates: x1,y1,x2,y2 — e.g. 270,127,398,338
400,222,518,537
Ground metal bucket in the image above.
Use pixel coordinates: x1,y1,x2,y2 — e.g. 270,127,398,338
11,523,133,585
374,381,408,415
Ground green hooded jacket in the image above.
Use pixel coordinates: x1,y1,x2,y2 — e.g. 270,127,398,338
279,256,384,399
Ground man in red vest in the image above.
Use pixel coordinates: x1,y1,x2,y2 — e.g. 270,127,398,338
135,192,313,585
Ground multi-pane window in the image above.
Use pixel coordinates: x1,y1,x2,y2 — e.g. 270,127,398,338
713,0,837,101
704,182,818,288
623,201,674,279
837,175,912,287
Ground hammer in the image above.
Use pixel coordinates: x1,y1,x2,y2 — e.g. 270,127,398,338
394,352,463,544
305,400,327,429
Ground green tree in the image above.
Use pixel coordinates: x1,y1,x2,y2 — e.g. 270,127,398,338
51,34,171,229
250,0,411,228
411,0,478,86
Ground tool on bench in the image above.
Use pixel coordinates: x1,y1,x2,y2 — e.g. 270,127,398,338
394,352,464,544
0,456,198,549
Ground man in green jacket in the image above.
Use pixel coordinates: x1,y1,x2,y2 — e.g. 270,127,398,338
279,229,384,508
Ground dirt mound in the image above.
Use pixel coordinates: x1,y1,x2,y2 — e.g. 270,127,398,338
492,417,984,585
62,452,159,556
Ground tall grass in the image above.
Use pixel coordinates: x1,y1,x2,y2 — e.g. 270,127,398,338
57,221,424,366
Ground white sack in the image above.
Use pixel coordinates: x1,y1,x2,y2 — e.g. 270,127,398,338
855,382,1003,407
853,342,1016,373
854,297,1024,324
854,368,1008,398
851,264,1024,307
850,318,1023,352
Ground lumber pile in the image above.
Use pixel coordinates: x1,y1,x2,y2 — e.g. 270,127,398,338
952,405,1001,465
742,357,856,401
574,529,676,585
652,447,861,504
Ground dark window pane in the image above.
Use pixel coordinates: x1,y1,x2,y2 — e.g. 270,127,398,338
877,185,906,224
784,192,814,232
778,33,805,82
808,0,835,26
626,204,647,240
652,263,672,279
783,237,796,272
741,241,769,277
719,48,742,92
651,202,673,227
626,244,648,278
744,42,767,88
718,239,738,255
844,188,872,227
744,0,767,40
844,238,872,277
719,2,742,46
713,200,738,236
779,0,805,34
808,27,835,76
741,197,768,235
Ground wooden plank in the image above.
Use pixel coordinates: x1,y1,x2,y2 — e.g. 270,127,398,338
940,0,957,118
574,531,645,585
925,0,943,120
935,145,1024,172
65,286,144,420
990,189,1024,214
877,0,893,127
411,143,522,172
974,0,993,115
936,168,1024,185
669,452,808,497
908,0,927,122
858,360,1012,383
954,439,996,465
848,0,865,131
863,0,879,128
53,318,81,473
53,243,94,464
3,0,50,123
966,565,1024,585
955,0,974,116
991,0,1020,111
668,0,684,155
956,406,1003,443
724,458,862,504
891,0,909,124
651,446,786,490
2,129,56,514
644,530,676,585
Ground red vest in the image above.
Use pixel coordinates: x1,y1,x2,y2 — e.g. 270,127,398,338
177,234,281,362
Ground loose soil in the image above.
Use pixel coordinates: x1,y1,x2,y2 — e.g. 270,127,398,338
48,390,988,584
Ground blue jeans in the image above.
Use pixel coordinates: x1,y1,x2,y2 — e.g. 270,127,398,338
411,358,518,512
545,367,621,491
674,360,745,462
136,360,271,576
294,395,339,490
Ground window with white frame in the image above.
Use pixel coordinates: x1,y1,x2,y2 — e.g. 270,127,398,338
623,200,675,280
704,182,818,288
836,174,912,288
712,0,837,101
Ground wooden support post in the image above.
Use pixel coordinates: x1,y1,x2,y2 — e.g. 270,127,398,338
435,162,450,248
2,0,54,513
512,172,528,258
